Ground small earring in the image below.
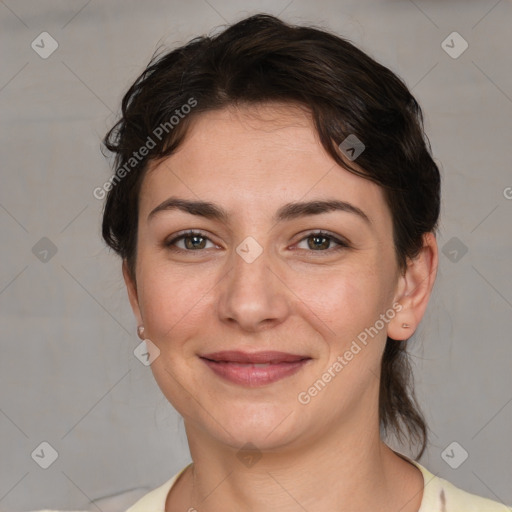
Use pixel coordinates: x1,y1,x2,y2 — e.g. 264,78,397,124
401,323,411,329
137,325,145,339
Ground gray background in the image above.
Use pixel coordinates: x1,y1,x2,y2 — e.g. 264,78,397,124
1,0,511,510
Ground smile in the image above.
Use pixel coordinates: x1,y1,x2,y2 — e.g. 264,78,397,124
199,351,312,387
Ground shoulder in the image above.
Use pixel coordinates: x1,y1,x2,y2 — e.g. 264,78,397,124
26,466,190,512
432,476,511,512
125,463,191,511
415,462,511,512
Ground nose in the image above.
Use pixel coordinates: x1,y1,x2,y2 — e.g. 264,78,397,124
216,242,290,332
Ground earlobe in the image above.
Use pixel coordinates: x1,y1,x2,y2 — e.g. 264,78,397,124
387,232,438,341
122,260,143,326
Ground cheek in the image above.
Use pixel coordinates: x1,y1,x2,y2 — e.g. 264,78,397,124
294,262,383,338
136,262,213,347
136,246,394,353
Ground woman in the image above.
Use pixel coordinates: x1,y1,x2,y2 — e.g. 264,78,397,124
99,14,510,512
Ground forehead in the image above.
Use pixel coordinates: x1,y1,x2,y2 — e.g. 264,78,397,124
140,104,390,230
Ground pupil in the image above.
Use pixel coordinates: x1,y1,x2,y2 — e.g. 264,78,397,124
309,235,328,250
186,235,205,250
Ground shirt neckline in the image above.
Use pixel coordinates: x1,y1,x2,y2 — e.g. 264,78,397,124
392,449,444,512
128,454,441,512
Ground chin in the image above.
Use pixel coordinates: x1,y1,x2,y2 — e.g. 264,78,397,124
210,404,304,451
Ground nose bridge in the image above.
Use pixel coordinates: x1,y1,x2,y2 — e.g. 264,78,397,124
217,235,288,329
232,238,270,289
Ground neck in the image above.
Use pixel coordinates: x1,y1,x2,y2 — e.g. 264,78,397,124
171,413,424,512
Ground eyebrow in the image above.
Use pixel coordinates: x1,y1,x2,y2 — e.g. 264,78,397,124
147,196,372,226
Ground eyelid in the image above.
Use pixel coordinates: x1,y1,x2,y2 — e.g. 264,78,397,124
292,230,350,252
165,229,219,250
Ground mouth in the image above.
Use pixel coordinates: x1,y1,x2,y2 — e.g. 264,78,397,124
199,350,312,387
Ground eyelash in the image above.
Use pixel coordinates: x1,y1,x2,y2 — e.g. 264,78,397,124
164,229,349,254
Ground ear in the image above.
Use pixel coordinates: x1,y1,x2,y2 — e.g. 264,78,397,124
122,260,143,327
387,232,438,341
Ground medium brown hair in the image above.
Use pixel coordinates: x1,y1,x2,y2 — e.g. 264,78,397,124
101,13,440,459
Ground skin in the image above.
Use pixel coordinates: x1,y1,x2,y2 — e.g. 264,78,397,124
123,103,438,512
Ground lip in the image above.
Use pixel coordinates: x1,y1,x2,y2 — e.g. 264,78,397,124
199,351,311,387
200,350,309,364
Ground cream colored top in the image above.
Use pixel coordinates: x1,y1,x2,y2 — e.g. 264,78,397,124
31,452,511,511
124,452,511,512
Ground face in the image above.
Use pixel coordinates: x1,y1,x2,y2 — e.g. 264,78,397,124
124,103,425,452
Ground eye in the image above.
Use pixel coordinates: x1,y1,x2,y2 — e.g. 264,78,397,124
164,230,349,254
165,230,217,251
295,231,349,252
